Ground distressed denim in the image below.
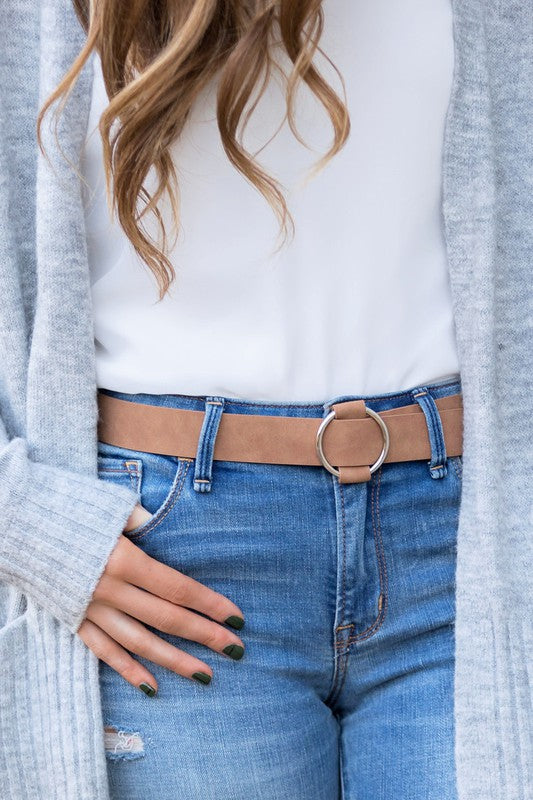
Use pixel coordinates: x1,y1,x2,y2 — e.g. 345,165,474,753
97,373,462,800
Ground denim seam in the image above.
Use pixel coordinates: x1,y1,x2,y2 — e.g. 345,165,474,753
327,478,350,707
341,466,388,646
194,397,225,491
411,388,448,479
450,455,463,480
98,468,138,473
126,459,192,541
325,647,350,709
331,380,461,409
335,480,348,633
175,397,323,409
426,391,446,469
98,462,142,495
125,461,142,494
98,456,142,494
154,380,460,411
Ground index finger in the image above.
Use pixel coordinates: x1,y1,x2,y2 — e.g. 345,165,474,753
121,537,245,629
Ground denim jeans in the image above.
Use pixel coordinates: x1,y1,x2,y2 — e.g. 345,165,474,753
97,373,462,800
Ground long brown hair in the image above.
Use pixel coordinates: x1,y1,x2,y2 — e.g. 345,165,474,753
37,1,350,298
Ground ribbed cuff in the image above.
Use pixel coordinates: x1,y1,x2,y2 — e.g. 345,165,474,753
0,437,139,634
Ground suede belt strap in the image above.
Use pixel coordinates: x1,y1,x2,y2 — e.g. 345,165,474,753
97,393,463,485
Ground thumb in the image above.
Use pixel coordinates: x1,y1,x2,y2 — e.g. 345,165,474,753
124,502,153,533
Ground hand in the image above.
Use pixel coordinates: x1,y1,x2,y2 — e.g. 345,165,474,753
76,503,245,694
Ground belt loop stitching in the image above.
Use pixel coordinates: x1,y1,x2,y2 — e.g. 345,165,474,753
410,387,448,479
193,397,226,493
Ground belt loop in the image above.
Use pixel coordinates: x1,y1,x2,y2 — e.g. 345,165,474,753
193,396,225,493
410,386,448,479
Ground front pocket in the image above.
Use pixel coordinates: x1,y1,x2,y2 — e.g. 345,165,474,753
97,454,143,494
97,443,191,542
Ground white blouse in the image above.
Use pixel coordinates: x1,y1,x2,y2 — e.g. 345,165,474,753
81,0,460,402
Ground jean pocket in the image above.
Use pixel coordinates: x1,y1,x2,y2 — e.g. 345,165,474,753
97,443,192,542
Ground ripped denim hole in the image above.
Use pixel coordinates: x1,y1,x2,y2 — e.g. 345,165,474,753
104,725,145,761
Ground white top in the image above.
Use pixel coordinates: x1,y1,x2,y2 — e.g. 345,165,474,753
81,0,460,403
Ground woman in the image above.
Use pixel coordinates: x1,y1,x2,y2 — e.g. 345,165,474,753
0,1,530,799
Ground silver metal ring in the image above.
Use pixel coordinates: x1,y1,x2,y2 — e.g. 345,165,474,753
315,405,390,478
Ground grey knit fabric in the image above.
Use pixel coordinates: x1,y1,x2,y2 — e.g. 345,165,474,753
0,1,531,798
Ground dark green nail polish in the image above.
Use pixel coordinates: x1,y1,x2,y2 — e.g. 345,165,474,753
139,682,157,697
192,671,212,685
224,615,245,630
223,644,245,661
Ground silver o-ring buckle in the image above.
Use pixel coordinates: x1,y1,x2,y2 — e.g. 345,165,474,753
315,405,391,478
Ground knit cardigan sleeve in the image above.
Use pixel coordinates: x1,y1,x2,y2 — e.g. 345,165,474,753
0,1,140,636
0,429,139,635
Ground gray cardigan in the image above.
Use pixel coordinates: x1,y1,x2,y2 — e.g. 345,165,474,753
0,1,531,798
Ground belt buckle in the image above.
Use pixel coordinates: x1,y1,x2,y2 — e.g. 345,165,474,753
315,403,391,478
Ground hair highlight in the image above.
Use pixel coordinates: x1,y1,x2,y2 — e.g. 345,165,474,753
37,0,350,298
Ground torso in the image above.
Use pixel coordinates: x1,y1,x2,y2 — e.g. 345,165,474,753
81,0,460,402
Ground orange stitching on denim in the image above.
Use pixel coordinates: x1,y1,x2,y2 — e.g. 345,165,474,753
125,461,142,493
348,465,388,643
340,465,388,645
334,481,348,632
99,468,135,473
99,461,141,493
128,460,191,541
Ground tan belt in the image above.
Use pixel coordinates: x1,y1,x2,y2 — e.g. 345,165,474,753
97,392,463,485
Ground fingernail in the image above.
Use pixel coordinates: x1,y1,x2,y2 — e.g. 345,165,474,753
192,671,212,685
224,615,245,630
223,644,245,661
139,682,157,697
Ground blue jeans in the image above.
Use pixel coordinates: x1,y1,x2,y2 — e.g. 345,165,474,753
97,374,462,800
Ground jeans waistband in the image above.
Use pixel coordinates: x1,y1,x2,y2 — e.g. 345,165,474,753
99,372,462,420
